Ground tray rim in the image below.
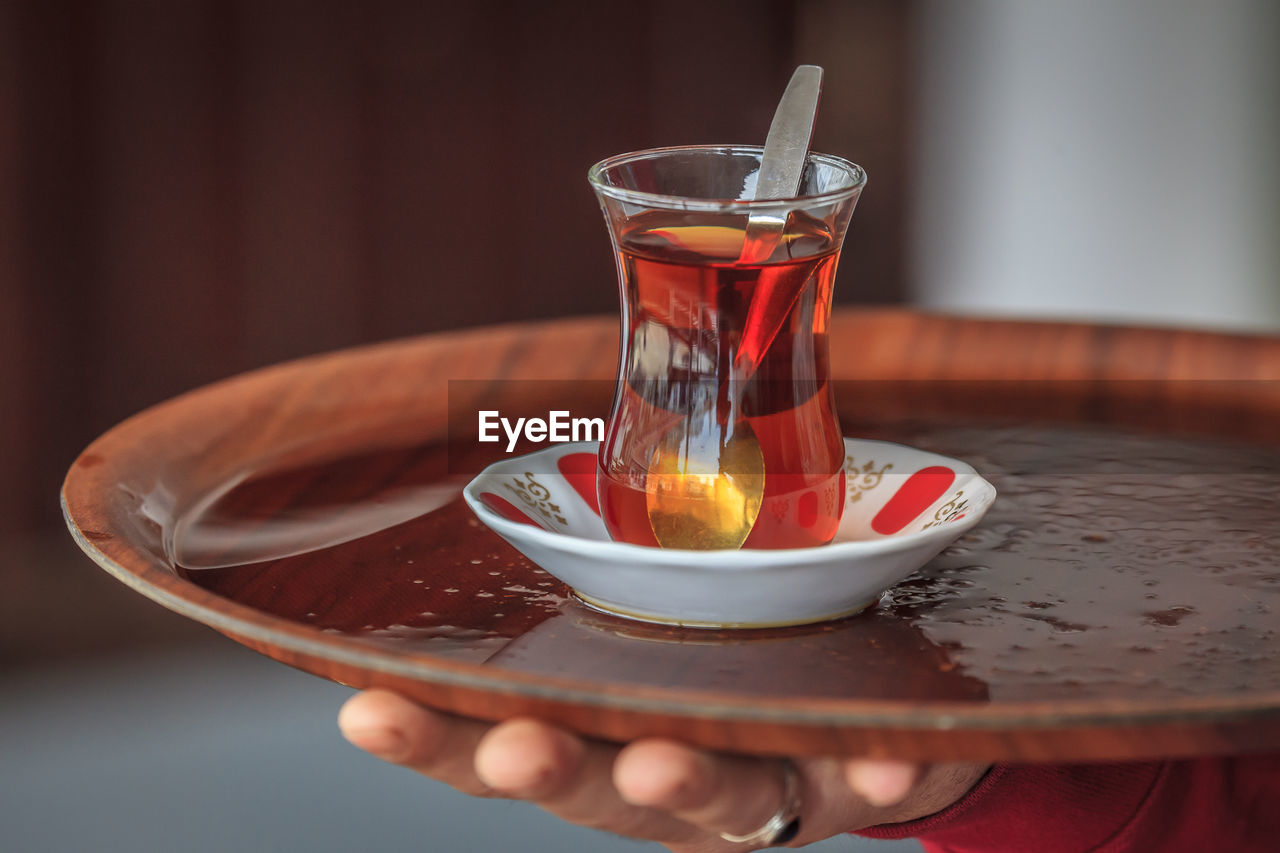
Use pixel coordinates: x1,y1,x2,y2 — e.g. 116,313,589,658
60,310,1280,732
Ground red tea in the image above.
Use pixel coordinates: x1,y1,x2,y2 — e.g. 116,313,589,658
598,211,846,549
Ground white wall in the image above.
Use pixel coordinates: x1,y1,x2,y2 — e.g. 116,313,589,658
912,0,1280,332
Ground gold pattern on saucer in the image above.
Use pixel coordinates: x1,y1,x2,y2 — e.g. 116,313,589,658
503,473,567,527
844,456,892,504
923,490,969,529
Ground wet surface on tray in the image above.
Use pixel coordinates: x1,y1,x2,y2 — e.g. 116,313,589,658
176,422,1280,704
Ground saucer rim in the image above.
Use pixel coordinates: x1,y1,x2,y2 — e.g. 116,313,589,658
462,437,997,568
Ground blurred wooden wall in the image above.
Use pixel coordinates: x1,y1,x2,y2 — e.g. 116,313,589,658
2,0,915,546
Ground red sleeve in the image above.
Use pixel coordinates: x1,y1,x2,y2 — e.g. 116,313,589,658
855,753,1280,852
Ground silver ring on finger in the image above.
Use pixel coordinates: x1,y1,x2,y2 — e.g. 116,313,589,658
718,759,802,848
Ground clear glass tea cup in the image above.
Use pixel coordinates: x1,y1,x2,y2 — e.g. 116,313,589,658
588,145,866,550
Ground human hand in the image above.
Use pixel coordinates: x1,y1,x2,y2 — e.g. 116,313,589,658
339,690,988,851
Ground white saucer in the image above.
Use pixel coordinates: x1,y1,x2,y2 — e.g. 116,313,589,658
463,438,996,628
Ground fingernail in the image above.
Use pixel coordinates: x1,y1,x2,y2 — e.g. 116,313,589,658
344,727,409,761
851,763,916,807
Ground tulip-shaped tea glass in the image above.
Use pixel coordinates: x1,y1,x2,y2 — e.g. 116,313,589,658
589,145,866,550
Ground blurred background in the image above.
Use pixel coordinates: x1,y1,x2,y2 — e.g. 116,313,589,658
2,1,1277,850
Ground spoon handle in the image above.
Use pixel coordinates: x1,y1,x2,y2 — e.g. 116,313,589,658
736,66,823,375
754,64,822,201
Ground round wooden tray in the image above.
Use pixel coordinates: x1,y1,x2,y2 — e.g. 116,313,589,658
62,310,1280,761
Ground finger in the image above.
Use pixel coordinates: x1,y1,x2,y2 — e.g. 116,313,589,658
613,739,800,842
472,718,584,799
844,759,923,808
475,719,700,846
338,689,495,797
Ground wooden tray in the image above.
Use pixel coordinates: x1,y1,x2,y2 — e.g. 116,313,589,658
62,310,1280,761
